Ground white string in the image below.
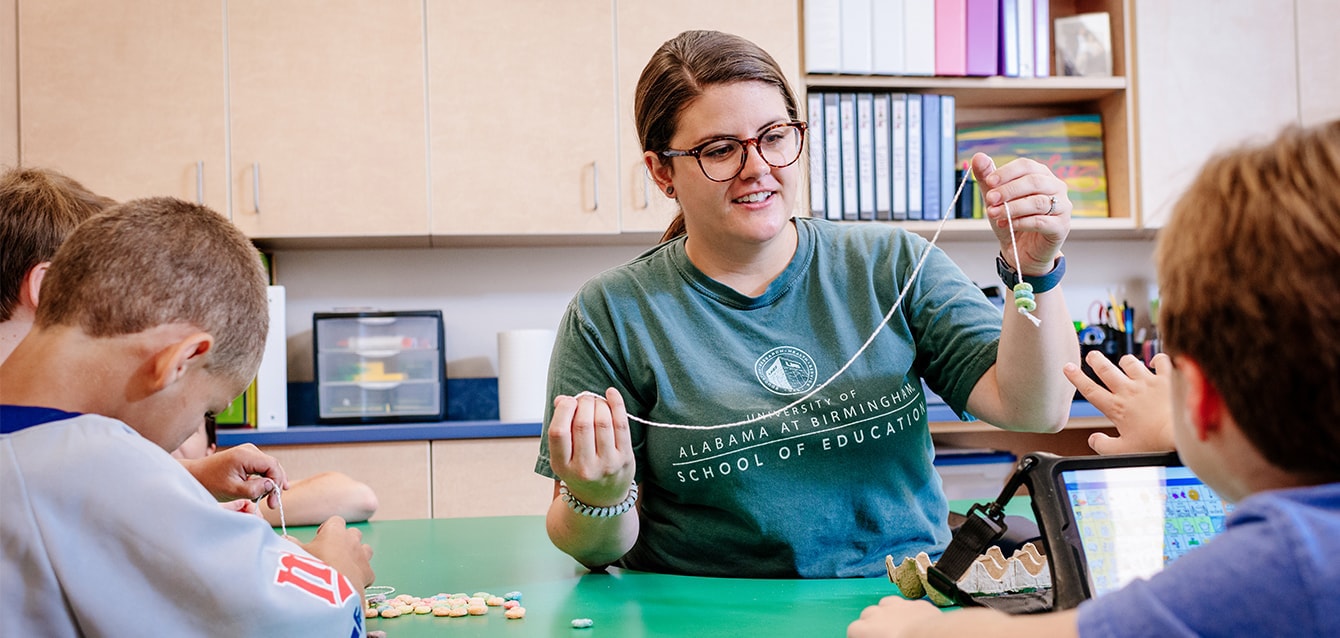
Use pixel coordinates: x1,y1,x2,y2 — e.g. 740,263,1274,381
265,478,287,537
1001,199,1043,327
581,166,976,431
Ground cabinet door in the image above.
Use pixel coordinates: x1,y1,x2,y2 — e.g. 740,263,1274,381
18,0,227,211
615,1,803,233
2,0,17,168
1297,0,1340,127
227,1,429,239
427,0,619,236
1132,0,1299,228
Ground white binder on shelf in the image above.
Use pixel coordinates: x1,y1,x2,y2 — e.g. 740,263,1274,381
256,285,288,430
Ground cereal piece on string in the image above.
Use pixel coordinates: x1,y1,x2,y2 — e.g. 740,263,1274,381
1000,199,1042,327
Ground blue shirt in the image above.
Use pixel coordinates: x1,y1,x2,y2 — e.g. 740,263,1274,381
1077,482,1340,637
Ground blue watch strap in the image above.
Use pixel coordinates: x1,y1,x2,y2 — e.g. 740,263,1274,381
997,254,1065,293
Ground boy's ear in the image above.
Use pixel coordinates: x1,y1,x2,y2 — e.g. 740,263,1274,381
21,262,50,309
1177,356,1224,441
148,332,215,392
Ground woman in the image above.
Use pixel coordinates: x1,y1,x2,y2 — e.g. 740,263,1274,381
535,30,1079,578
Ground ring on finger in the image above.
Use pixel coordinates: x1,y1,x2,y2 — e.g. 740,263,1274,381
1046,195,1057,215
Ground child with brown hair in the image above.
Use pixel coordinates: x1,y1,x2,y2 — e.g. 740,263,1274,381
1,197,374,636
849,121,1340,637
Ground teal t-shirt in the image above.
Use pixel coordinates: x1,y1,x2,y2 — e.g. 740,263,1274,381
535,217,1001,577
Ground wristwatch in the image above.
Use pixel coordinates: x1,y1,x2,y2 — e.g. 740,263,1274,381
997,254,1066,293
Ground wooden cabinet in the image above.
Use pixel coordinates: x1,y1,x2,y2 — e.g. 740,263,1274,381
1293,0,1340,128
613,1,803,234
226,0,429,240
1,0,17,168
1131,0,1300,229
431,438,553,518
18,0,227,211
18,0,429,240
803,0,1139,238
262,440,432,521
426,0,620,237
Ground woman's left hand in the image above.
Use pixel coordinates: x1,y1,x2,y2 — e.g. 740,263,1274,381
970,152,1071,274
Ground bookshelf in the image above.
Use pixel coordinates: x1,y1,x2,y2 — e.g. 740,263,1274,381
800,0,1138,239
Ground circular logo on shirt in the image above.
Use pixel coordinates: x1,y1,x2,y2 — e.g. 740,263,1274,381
754,346,819,395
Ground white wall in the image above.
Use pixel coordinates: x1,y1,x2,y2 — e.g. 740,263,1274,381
275,236,1157,382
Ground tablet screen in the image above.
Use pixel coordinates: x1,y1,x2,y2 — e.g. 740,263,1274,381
1061,465,1233,598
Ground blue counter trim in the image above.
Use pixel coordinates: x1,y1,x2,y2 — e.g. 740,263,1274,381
218,400,1106,447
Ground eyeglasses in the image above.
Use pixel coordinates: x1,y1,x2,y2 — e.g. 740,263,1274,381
660,121,807,182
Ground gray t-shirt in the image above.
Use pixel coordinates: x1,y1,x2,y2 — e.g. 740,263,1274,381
536,217,1001,577
1,411,366,637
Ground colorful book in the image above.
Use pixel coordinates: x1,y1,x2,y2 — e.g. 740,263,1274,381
956,114,1109,218
934,0,967,76
964,0,999,76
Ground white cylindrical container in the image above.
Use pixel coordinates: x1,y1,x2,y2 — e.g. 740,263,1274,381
496,329,556,423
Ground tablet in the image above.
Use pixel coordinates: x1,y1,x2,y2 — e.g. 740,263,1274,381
1023,452,1234,608
1060,462,1233,597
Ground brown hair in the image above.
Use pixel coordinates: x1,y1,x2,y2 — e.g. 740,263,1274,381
634,30,799,243
36,197,270,384
1156,120,1340,480
0,167,116,321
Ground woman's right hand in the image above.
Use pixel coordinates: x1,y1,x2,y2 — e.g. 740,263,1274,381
547,387,636,507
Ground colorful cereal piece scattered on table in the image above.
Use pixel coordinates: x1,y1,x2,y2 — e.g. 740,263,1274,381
504,606,526,620
368,631,387,638
378,608,402,619
468,596,486,606
504,591,522,601
486,596,505,606
503,600,520,610
467,604,489,616
571,618,594,629
432,607,451,617
472,591,491,599
447,607,469,618
414,604,432,614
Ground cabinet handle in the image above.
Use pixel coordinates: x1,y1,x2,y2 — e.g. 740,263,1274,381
195,161,204,205
252,162,262,214
587,161,599,212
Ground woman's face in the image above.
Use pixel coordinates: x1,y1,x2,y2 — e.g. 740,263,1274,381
654,81,800,248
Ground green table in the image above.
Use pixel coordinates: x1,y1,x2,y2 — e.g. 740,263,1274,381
290,499,1033,637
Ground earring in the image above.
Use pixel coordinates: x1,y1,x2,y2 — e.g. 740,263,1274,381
666,186,675,196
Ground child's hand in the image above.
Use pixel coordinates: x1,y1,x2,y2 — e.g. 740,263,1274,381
219,499,262,517
1064,352,1176,454
848,596,941,638
302,516,375,592
180,443,290,507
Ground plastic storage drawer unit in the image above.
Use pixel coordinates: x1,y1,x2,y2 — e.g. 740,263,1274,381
313,310,446,424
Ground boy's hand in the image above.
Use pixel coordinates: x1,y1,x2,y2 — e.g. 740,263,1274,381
1064,352,1176,454
848,596,940,638
302,516,375,592
219,499,263,517
179,443,290,508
